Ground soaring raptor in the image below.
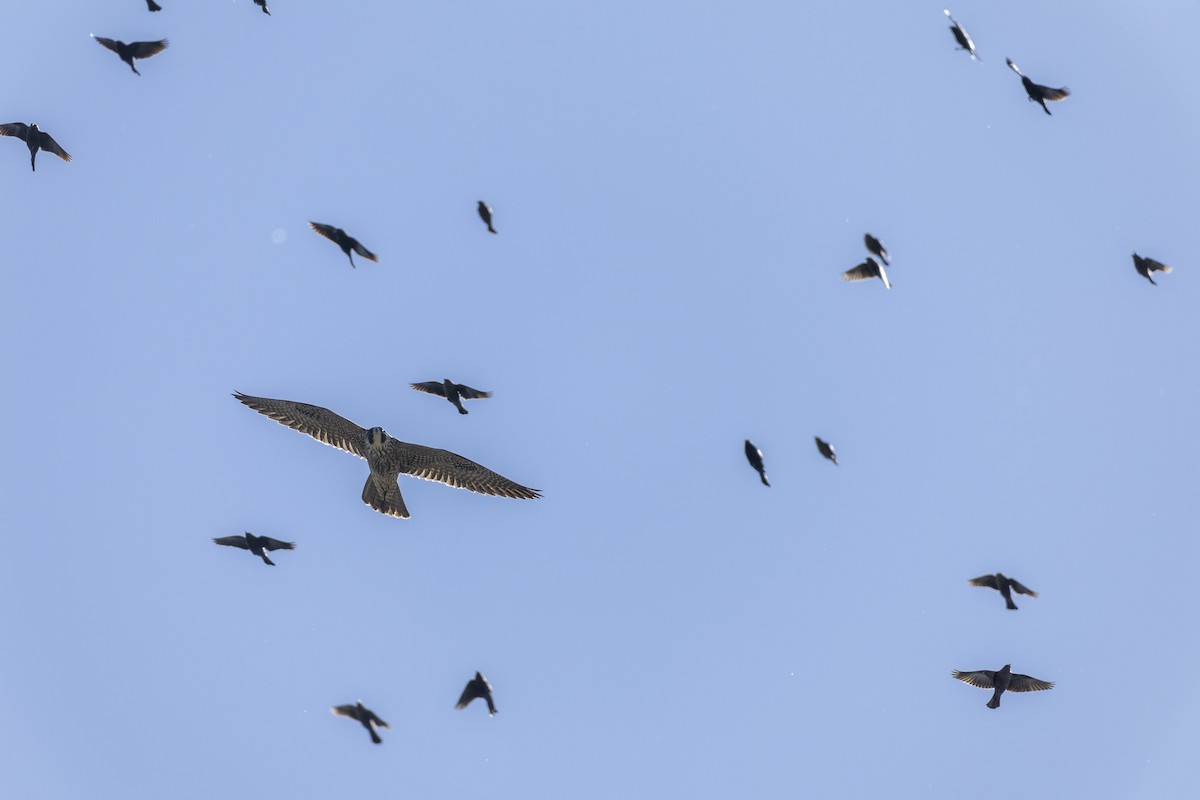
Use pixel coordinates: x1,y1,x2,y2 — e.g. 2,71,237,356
233,392,540,519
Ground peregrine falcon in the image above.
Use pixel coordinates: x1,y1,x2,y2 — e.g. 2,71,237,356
213,532,295,566
456,671,497,715
91,36,169,76
814,436,838,465
309,222,378,268
968,572,1038,610
411,379,492,415
744,440,769,487
233,392,541,519
1006,59,1069,116
477,201,497,234
331,701,389,744
0,123,71,172
952,664,1054,708
1132,253,1172,286
842,257,890,289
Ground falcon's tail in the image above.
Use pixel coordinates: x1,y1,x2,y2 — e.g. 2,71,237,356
260,552,276,567
369,725,382,744
362,476,411,518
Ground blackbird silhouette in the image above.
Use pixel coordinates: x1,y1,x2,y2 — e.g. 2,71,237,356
814,437,838,465
1006,59,1069,115
92,36,169,76
456,672,497,715
864,233,889,265
1132,253,1172,286
477,201,497,234
969,572,1037,610
0,123,71,172
411,379,492,415
842,257,890,289
944,9,978,61
953,664,1053,708
146,0,162,10
332,701,389,743
213,532,295,566
744,440,769,486
309,222,378,267
254,0,270,14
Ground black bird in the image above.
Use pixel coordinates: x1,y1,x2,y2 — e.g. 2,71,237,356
0,123,71,172
92,36,169,76
309,222,378,267
1006,59,1069,116
477,201,497,234
456,672,497,715
842,257,890,289
969,572,1038,610
944,9,978,61
1132,253,1172,286
213,532,296,566
332,701,389,744
744,440,769,486
411,379,492,415
254,0,270,14
864,233,889,266
146,0,162,10
953,664,1054,709
814,437,838,465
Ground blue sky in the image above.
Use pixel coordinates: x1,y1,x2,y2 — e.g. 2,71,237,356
3,2,1199,797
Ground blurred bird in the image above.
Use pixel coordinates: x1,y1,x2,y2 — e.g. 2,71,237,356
744,440,769,486
91,36,169,76
944,9,978,61
952,664,1053,708
146,0,162,10
1132,253,1172,286
0,123,71,172
456,672,497,715
411,379,492,415
842,257,890,289
332,701,389,744
968,572,1038,610
814,437,838,465
864,233,889,265
477,201,497,234
212,532,295,566
1006,59,1069,115
254,0,270,14
309,222,378,268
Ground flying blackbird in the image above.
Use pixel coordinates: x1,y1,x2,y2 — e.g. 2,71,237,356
814,437,838,465
309,222,378,267
944,9,978,61
842,257,890,289
213,532,295,566
477,201,497,234
456,672,497,715
953,664,1053,708
1132,253,1172,286
744,440,769,486
411,379,492,415
332,701,389,743
1006,59,1069,116
969,572,1037,610
0,123,71,172
92,36,169,76
254,0,270,13
864,233,889,265
146,0,162,10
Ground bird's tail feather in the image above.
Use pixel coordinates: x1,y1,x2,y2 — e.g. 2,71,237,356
362,476,410,518
260,552,276,566
987,693,1001,709
369,726,382,744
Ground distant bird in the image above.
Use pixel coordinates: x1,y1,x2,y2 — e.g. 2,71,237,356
254,0,270,14
91,36,169,76
0,123,71,172
331,701,389,744
456,672,497,715
234,392,541,519
146,0,162,10
944,9,978,61
969,572,1038,610
213,532,295,566
744,440,769,487
864,234,889,266
411,379,493,415
1132,253,1172,286
1006,59,1069,116
842,257,890,289
814,437,838,465
477,201,497,234
952,664,1054,709
309,222,378,268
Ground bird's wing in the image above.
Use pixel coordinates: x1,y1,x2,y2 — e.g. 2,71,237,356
968,575,1000,590
37,133,71,162
841,260,880,282
129,39,169,58
349,239,378,262
456,682,482,709
234,392,368,458
1141,257,1172,274
0,123,31,142
92,36,122,54
455,384,493,400
258,536,296,552
213,535,251,550
365,710,389,728
394,444,541,499
952,669,996,689
1009,579,1038,597
309,222,340,243
1034,84,1069,102
331,704,362,721
1007,674,1054,692
411,381,449,398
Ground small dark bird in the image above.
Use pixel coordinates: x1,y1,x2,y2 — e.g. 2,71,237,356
309,222,378,267
254,0,270,14
456,672,497,715
146,0,162,11
1132,253,1172,286
411,379,493,415
953,664,1054,709
1006,59,1069,116
968,572,1037,610
744,440,769,486
944,9,978,61
864,234,889,265
92,36,169,76
0,123,71,172
332,701,389,744
814,437,838,465
477,201,497,234
213,532,296,566
842,257,890,289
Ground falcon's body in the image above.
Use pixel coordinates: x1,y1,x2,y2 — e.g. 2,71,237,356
92,36,169,75
0,123,71,172
309,222,377,267
953,664,1053,708
944,9,978,61
842,257,890,289
969,572,1037,610
864,233,889,265
744,440,769,487
411,379,492,415
477,201,497,234
213,532,295,566
332,701,389,743
456,672,497,715
1006,59,1069,115
814,437,838,465
233,392,540,519
1133,253,1172,285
